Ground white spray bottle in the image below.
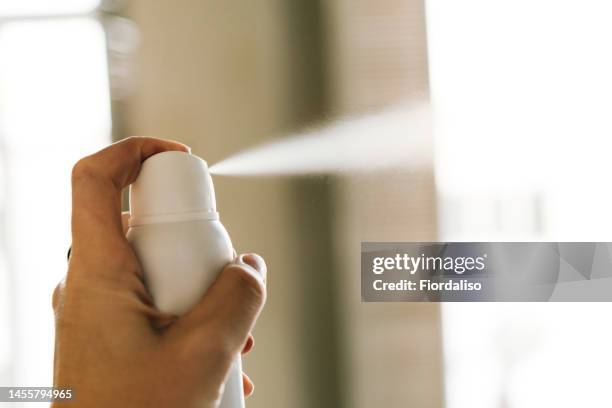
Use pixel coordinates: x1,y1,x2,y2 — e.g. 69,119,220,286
126,151,244,408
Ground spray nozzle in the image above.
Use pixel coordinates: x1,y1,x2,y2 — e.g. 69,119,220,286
129,151,218,226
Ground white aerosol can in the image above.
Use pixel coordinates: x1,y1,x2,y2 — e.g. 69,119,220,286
126,151,244,408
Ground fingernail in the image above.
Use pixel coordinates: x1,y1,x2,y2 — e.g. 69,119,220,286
242,336,254,354
239,253,267,282
179,142,191,153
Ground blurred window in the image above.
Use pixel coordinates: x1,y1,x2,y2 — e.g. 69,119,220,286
0,0,100,18
427,0,612,407
0,1,110,400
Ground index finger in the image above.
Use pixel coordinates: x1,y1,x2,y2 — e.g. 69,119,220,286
70,137,189,254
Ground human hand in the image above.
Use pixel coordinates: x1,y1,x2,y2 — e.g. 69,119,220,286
52,137,267,407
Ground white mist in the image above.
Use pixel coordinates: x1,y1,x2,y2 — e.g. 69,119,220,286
209,102,432,176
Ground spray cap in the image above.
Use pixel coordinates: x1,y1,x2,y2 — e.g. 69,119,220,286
128,151,218,227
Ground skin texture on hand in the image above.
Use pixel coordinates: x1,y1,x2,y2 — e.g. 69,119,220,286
52,137,267,408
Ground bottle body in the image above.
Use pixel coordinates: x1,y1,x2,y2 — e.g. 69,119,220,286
127,219,244,408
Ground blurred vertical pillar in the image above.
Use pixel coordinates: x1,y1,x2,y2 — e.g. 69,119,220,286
324,0,445,407
283,2,345,408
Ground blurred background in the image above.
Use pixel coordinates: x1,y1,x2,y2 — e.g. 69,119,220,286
1,0,612,407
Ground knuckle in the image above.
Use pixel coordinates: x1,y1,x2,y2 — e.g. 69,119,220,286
179,330,234,370
123,136,142,144
70,157,96,184
122,136,144,154
199,334,234,361
226,264,266,304
51,280,64,311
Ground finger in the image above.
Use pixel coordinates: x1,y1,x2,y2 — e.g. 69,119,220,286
121,211,130,236
242,334,254,355
175,254,267,357
240,254,266,284
243,372,254,397
71,137,189,255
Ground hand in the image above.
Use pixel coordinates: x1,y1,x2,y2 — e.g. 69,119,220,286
52,137,267,407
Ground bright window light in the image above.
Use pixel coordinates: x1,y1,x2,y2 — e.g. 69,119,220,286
0,0,100,18
0,18,110,393
443,303,612,408
427,1,612,407
428,0,612,240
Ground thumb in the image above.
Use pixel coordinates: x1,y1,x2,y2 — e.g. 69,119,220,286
171,254,267,362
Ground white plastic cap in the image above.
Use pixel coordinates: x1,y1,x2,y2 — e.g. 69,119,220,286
128,151,219,226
